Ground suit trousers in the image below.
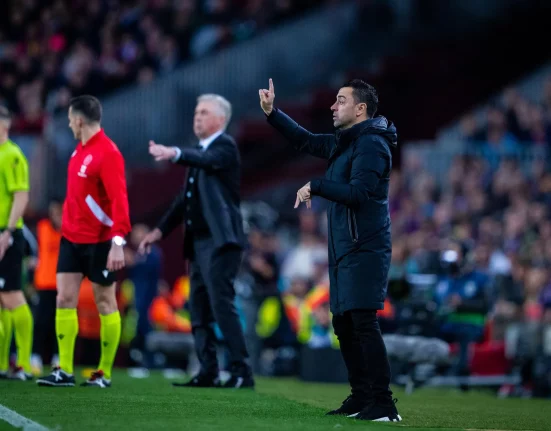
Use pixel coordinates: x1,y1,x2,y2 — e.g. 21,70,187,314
332,310,393,403
189,236,250,376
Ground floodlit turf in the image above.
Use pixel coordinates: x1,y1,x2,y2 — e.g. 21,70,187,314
0,369,547,431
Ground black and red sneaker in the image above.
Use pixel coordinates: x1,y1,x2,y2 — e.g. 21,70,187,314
9,366,33,381
81,370,111,388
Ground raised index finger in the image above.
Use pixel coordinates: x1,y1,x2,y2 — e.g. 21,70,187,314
269,78,274,95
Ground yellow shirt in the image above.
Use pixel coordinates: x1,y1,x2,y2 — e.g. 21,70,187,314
0,139,29,229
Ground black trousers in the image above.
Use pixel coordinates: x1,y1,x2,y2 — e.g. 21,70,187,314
33,290,58,363
332,310,393,403
189,236,250,376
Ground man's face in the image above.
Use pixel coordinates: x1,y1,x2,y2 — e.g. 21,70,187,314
68,107,83,140
193,101,225,140
330,87,365,129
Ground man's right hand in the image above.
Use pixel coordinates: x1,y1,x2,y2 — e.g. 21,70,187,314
259,78,275,116
149,140,177,162
138,228,163,255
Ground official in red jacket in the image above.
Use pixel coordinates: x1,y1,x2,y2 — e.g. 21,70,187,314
37,95,131,389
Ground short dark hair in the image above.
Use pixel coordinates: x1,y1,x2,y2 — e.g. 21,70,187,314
69,95,102,123
0,106,11,121
343,79,378,117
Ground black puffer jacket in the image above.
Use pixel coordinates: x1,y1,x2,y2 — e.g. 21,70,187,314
267,109,397,314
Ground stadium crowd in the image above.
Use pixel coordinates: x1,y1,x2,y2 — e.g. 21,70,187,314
459,77,551,153
0,0,334,135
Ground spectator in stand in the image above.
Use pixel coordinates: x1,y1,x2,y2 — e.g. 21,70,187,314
0,0,334,135
540,280,551,324
149,279,191,334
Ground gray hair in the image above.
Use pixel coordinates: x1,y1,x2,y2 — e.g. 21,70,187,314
197,94,232,128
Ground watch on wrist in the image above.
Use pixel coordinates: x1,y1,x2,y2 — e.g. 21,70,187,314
112,236,126,246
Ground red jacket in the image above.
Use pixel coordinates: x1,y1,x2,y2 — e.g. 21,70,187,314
61,129,131,244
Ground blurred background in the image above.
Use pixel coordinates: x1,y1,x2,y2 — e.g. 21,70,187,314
3,0,551,398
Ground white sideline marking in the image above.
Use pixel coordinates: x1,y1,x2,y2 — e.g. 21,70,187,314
0,403,50,431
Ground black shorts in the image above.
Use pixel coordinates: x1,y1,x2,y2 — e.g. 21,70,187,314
56,237,116,286
0,229,24,292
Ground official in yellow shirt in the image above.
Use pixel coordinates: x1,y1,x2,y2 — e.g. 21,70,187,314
0,106,33,380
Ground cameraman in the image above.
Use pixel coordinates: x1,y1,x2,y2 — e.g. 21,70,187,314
433,240,490,377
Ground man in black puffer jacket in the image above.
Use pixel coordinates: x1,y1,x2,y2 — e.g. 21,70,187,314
259,79,401,422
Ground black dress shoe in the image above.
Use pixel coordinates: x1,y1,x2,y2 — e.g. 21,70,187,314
218,374,255,389
172,374,219,388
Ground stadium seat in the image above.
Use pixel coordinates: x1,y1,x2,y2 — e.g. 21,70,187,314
470,321,511,376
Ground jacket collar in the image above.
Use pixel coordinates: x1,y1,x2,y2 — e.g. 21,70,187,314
329,116,397,161
199,129,224,150
335,117,390,146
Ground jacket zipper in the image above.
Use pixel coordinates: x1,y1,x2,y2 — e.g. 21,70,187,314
347,208,358,242
328,163,337,262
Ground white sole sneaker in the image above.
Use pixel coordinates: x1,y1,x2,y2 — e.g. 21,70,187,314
373,415,402,422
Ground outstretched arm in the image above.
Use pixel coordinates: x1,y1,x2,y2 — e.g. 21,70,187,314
266,108,334,159
149,139,238,172
172,139,237,171
260,79,334,160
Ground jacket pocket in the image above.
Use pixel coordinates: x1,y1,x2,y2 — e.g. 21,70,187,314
347,208,358,243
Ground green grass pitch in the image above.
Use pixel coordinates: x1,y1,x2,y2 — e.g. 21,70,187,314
0,369,547,431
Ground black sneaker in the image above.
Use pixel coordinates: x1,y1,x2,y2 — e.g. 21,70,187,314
36,366,75,387
355,398,402,422
172,373,219,388
326,395,372,417
218,374,255,389
81,370,111,388
0,371,7,380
